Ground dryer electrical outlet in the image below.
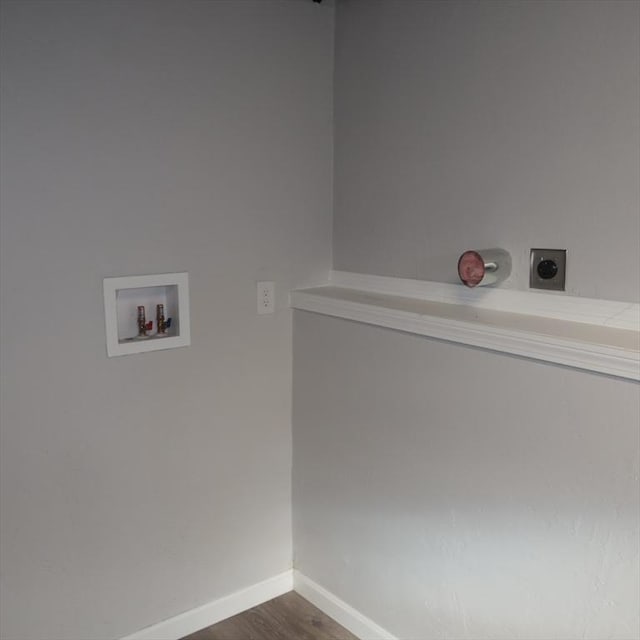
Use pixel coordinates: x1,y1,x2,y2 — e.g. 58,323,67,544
530,249,566,291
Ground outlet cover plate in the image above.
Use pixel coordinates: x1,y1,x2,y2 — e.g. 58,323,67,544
530,248,566,291
257,281,275,314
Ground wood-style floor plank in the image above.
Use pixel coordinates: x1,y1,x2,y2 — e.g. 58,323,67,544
180,591,359,640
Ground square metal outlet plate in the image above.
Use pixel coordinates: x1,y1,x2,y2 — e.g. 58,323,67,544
530,248,566,291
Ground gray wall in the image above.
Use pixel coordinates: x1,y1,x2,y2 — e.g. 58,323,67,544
333,0,640,302
292,312,640,639
0,2,333,639
3,1,639,639
293,2,640,638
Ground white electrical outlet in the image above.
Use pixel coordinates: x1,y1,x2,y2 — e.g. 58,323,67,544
257,281,275,314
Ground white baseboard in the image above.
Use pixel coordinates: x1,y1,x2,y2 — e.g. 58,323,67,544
120,570,294,640
120,569,396,640
293,570,398,640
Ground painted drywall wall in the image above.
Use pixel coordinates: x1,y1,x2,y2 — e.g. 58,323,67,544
333,0,640,302
292,312,640,639
0,1,333,638
291,3,640,637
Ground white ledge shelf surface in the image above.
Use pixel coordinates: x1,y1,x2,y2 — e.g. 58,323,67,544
290,272,640,381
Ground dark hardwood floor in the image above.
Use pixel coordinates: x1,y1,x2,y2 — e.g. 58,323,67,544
180,591,359,640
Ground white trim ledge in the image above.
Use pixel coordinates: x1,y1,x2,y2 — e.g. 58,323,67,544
294,571,398,640
291,272,640,381
120,571,293,640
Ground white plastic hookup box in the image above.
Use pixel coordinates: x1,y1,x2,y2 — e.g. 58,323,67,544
103,272,191,357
